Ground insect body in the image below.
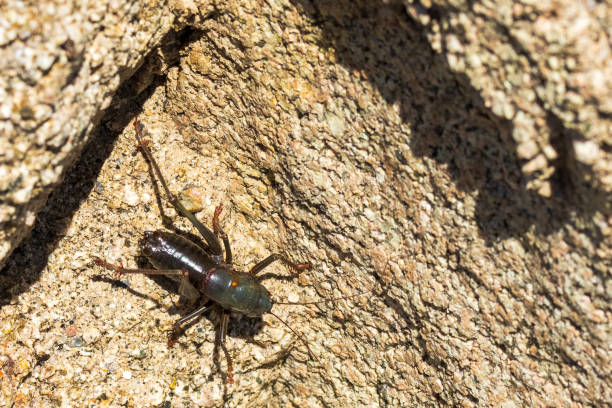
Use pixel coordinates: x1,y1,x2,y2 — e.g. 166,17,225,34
94,119,319,383
140,230,273,316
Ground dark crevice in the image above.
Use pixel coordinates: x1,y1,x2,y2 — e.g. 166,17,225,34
0,27,203,307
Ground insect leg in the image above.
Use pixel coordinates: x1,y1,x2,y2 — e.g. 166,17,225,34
217,311,234,384
174,304,214,327
168,304,214,347
93,257,187,280
249,254,311,277
133,119,223,256
213,204,232,264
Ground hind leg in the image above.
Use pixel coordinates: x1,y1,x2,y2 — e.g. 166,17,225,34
133,119,223,257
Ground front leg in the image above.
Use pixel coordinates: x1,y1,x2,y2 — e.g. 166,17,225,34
249,254,312,277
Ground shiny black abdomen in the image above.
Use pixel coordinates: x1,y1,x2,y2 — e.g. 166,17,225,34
139,230,218,285
139,230,272,316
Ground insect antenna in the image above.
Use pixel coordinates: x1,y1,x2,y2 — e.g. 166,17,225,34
268,311,320,363
276,257,389,307
268,286,378,367
273,287,375,306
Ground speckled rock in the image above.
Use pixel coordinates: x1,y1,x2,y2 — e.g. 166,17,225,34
0,0,210,269
404,0,612,200
1,1,610,408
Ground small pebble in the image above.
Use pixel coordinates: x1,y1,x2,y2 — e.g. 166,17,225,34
327,114,345,137
83,327,101,344
94,181,104,194
71,337,84,348
573,140,599,165
123,186,140,206
65,325,77,337
180,186,206,212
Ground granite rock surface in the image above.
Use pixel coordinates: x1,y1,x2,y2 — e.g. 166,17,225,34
1,1,610,407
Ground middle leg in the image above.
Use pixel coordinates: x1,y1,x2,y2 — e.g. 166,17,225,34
168,303,214,347
217,311,234,384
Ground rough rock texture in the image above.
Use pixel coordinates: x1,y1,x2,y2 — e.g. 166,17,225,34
0,0,204,269
406,0,612,199
1,1,611,407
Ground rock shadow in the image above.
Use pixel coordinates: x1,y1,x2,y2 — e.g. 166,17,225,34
0,27,201,307
290,0,608,246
